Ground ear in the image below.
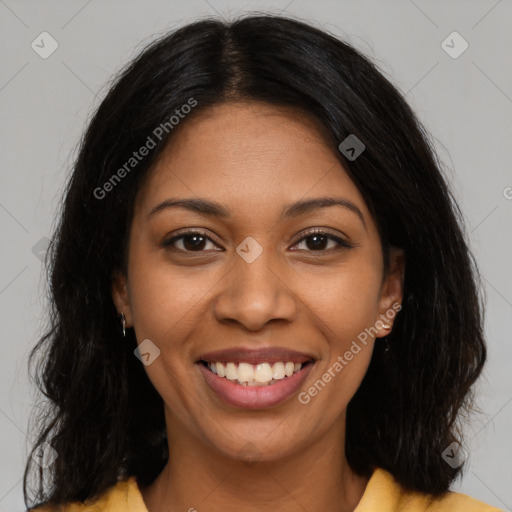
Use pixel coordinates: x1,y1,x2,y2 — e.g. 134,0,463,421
375,247,405,338
111,270,133,327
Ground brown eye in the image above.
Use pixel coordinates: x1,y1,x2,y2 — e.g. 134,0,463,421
291,229,352,252
162,230,220,252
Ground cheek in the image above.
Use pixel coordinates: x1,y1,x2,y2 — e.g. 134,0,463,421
298,259,383,345
126,243,208,341
125,250,205,417
296,266,380,420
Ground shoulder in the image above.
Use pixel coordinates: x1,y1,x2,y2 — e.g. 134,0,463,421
27,476,146,512
419,489,505,511
356,467,504,512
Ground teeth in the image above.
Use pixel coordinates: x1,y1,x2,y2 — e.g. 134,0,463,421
272,362,285,379
206,361,306,386
237,362,254,382
254,363,273,382
216,362,225,378
225,362,237,380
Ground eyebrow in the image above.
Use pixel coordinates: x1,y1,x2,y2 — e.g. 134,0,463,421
148,196,367,230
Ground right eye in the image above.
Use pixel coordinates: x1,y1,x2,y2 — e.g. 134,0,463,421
161,230,222,253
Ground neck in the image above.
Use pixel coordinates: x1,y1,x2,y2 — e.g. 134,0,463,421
139,409,369,512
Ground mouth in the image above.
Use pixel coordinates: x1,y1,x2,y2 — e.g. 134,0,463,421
196,346,316,409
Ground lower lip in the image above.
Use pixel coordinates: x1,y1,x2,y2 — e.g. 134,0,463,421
198,362,314,410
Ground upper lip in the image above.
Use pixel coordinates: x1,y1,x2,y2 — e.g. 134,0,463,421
197,347,316,365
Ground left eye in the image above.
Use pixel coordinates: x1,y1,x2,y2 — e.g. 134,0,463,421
292,231,351,252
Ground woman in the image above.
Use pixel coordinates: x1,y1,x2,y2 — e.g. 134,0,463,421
24,13,502,512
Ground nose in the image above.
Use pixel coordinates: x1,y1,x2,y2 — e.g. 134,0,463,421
213,244,298,332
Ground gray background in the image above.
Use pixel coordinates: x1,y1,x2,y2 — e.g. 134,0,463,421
1,0,511,511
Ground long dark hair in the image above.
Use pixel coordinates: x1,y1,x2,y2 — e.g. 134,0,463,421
25,13,487,509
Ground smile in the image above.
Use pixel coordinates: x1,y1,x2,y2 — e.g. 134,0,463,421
196,346,316,409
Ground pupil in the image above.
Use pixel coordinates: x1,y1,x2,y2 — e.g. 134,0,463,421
184,235,206,251
307,235,327,250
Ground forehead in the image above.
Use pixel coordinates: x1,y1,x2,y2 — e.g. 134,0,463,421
135,101,369,223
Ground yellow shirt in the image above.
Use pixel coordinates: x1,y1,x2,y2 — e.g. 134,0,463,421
29,467,504,512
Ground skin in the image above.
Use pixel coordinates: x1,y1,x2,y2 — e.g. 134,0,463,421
112,101,404,512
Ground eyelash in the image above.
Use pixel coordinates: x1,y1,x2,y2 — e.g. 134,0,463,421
161,228,353,254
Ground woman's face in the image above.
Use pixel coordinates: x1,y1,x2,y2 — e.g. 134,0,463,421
112,101,403,462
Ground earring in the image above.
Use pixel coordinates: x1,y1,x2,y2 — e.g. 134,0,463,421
381,323,391,329
120,312,126,338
